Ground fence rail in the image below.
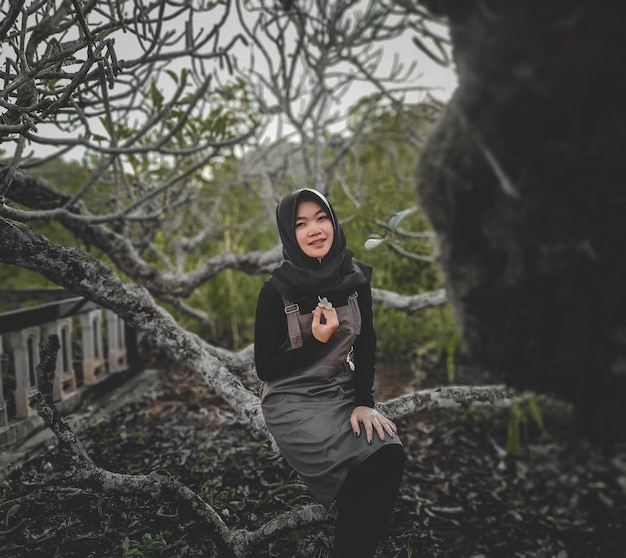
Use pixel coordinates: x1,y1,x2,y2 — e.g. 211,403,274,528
0,289,133,437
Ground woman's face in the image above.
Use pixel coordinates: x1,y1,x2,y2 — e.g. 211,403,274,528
294,199,334,259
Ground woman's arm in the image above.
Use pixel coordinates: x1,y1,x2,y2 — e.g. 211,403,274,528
351,283,398,442
253,282,325,381
352,283,376,408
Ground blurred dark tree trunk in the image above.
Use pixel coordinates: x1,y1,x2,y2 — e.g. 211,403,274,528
417,0,626,443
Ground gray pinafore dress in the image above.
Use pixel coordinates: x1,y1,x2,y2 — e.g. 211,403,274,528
260,292,402,506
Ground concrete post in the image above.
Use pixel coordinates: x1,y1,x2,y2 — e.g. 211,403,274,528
104,310,127,373
44,318,76,400
79,310,105,384
10,327,40,417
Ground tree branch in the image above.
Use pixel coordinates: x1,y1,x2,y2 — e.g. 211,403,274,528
378,384,531,420
1,217,268,438
371,287,447,313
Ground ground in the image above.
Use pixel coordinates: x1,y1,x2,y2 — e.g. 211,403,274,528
1,363,625,557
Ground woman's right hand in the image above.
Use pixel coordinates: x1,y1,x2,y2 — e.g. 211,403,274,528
311,306,339,343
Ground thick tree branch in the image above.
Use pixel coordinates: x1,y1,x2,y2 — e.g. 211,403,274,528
2,169,447,314
1,170,283,297
371,287,447,313
378,384,530,420
1,217,267,438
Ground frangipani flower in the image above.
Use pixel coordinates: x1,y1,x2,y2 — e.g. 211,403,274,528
317,296,333,310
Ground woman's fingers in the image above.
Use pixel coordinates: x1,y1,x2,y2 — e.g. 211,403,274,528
320,307,339,328
372,417,386,442
383,417,397,437
312,307,339,343
351,407,397,444
361,423,375,444
312,306,321,325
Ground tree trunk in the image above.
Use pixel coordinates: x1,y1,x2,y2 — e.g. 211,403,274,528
416,0,626,443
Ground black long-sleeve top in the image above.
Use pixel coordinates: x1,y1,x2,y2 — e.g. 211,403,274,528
254,281,376,408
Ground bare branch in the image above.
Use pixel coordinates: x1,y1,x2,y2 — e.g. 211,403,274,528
35,334,93,465
371,287,447,313
375,218,437,240
379,384,531,420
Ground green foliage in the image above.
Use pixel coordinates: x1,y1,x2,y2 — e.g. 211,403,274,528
0,157,91,295
122,533,167,557
365,208,416,251
504,397,545,455
394,546,415,558
172,157,274,349
199,483,238,511
446,329,461,383
486,396,546,459
317,102,459,364
1,100,457,367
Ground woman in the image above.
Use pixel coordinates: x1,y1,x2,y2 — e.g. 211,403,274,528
254,188,405,557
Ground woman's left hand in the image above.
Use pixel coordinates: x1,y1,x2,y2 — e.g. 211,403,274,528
350,406,397,444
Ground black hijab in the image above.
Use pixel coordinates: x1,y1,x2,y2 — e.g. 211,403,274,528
267,188,371,301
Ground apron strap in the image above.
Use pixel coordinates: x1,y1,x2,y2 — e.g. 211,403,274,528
348,291,361,334
282,297,303,349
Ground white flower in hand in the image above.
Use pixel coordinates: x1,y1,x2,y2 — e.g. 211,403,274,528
317,296,333,310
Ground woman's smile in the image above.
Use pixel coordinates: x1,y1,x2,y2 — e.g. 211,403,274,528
309,237,327,248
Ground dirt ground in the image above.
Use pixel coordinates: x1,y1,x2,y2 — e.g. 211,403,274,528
1,363,625,557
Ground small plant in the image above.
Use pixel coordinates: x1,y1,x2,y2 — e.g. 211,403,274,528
394,545,414,558
364,208,417,252
199,481,238,512
445,330,460,384
122,533,167,557
488,396,545,458
504,396,545,455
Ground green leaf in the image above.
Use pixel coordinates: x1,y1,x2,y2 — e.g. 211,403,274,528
388,208,413,231
505,404,522,455
141,533,166,550
445,331,459,384
98,116,111,135
364,236,385,251
149,81,164,110
526,397,544,431
411,34,451,67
